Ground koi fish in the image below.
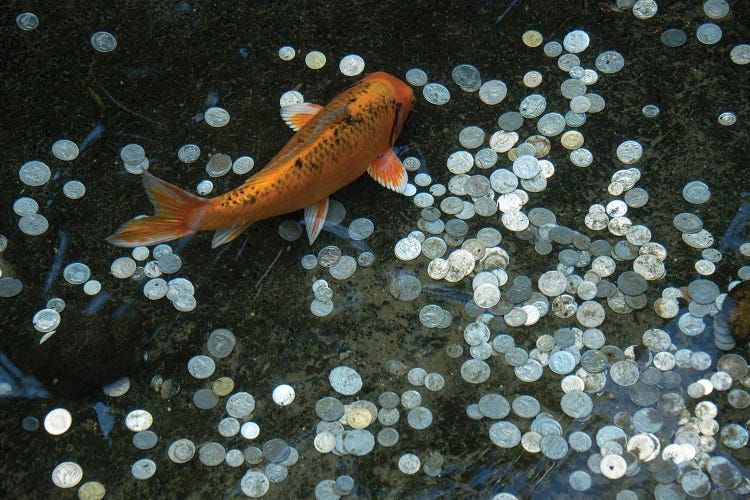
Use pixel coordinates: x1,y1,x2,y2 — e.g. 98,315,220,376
107,72,414,248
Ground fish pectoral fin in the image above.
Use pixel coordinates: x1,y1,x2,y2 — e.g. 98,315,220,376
211,223,250,248
367,148,408,194
304,197,329,245
280,103,324,131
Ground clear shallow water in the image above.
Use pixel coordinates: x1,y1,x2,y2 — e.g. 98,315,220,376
1,0,750,498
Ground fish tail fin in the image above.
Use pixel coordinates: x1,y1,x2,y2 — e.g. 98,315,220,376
106,172,209,247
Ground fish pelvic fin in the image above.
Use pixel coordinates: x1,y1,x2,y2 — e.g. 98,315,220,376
211,224,251,248
368,148,408,193
304,197,330,244
106,172,208,248
280,103,324,131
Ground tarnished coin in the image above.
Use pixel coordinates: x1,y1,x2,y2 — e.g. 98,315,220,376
77,481,106,500
212,376,235,397
131,458,156,480
168,438,196,464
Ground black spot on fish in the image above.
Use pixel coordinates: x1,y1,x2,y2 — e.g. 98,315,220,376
389,103,402,146
348,115,364,126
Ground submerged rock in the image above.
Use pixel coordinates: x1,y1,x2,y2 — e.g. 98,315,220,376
725,280,750,344
31,292,149,398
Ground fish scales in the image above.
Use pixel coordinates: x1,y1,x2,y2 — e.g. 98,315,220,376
107,72,413,248
205,79,401,227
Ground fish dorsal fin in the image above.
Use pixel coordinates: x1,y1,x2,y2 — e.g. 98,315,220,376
280,103,324,131
211,223,250,248
304,197,329,244
367,149,408,193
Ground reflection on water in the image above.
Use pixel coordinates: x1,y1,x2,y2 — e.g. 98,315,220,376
0,353,49,399
721,200,750,252
2,0,750,498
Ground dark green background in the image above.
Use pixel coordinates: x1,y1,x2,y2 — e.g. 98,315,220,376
1,1,749,498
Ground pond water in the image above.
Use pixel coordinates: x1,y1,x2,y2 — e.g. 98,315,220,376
1,0,749,498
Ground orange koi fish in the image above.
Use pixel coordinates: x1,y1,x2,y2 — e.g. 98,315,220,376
107,72,414,248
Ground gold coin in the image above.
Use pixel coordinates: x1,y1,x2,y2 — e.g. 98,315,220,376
212,376,235,397
305,51,326,70
522,30,544,48
78,481,106,500
561,130,585,150
348,408,373,429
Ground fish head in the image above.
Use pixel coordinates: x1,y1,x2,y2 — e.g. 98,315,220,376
365,71,414,131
